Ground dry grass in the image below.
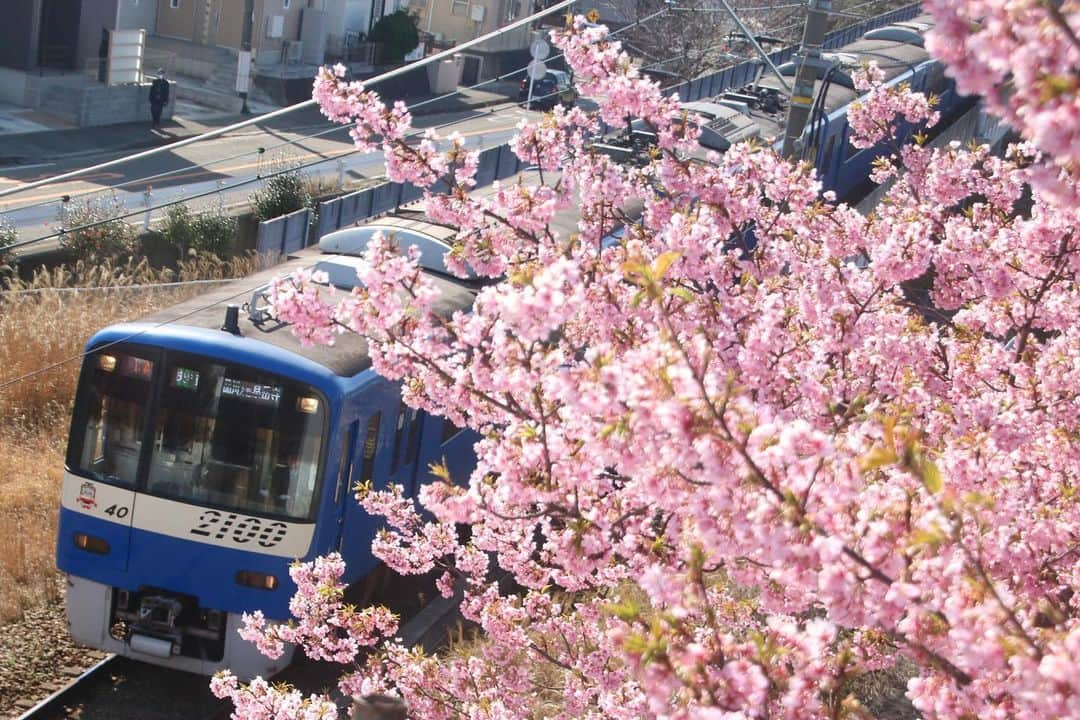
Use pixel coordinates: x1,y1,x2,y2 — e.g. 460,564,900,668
0,255,265,623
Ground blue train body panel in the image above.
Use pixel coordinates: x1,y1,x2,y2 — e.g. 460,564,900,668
58,12,969,680
57,260,479,677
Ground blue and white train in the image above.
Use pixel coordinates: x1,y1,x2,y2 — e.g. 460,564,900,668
57,214,483,678
637,14,972,203
57,13,973,680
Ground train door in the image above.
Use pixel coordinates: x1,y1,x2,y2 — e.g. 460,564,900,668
413,416,475,492
387,403,425,498
336,382,399,582
329,420,359,552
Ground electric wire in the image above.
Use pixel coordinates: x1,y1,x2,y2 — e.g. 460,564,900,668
4,5,680,256
0,0,580,200
2,278,235,295
0,9,684,391
0,2,919,391
0,282,261,393
2,6,672,228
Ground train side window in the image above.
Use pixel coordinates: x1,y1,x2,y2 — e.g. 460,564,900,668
845,128,860,161
390,405,406,475
404,408,422,461
334,423,357,505
358,412,381,486
821,134,837,177
441,418,464,444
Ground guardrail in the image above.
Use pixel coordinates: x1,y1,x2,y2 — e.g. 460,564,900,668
301,4,922,243
255,207,315,256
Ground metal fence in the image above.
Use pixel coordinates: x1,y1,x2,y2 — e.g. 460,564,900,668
255,207,315,256
281,3,925,248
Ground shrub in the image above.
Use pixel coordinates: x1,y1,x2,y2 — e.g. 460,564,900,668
161,203,238,259
250,164,313,221
59,194,138,263
0,255,265,625
0,216,16,277
0,217,16,256
369,10,420,64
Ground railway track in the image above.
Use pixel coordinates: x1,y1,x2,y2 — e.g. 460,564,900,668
13,654,230,720
13,568,463,720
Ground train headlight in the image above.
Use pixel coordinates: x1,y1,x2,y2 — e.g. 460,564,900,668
98,354,118,372
73,532,110,554
297,396,320,414
236,570,278,591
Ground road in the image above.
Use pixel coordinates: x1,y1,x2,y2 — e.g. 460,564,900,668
0,102,535,259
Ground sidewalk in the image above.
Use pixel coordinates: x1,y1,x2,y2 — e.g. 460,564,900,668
0,85,515,167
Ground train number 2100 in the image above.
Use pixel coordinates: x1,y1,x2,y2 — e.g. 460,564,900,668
190,510,288,548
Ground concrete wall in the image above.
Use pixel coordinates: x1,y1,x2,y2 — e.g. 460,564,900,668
156,0,201,40
117,0,160,31
78,0,120,76
78,80,176,125
0,67,30,105
22,75,175,126
252,0,307,64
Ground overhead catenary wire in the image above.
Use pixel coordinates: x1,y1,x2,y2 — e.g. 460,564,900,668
0,0,579,201
1,5,673,222
1,7,686,389
0,282,259,393
0,1,922,393
5,6,679,256
2,278,235,295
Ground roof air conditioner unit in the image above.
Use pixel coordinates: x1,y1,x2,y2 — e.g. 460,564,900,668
283,40,303,64
470,4,485,22
266,15,284,38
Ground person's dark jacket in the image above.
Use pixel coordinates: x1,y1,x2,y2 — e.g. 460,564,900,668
149,78,170,106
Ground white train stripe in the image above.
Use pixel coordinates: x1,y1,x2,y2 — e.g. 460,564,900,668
61,472,315,558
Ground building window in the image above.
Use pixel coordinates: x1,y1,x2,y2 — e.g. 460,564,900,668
283,0,290,7
170,0,179,8
451,0,469,15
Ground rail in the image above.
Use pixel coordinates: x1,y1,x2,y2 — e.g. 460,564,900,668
15,654,119,720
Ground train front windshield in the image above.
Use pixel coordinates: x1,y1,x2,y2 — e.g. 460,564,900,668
67,346,327,521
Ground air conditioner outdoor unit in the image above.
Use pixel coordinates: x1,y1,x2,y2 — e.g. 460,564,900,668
266,15,284,38
470,4,486,22
283,40,303,64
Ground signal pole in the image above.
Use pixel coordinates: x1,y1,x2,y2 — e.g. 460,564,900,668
780,0,832,158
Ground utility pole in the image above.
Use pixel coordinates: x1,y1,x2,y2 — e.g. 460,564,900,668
780,0,831,159
238,0,255,115
716,0,791,93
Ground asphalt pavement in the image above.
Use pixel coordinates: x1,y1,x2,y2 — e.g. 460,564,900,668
0,82,529,261
0,83,515,167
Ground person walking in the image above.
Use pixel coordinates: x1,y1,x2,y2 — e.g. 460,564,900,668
149,69,170,128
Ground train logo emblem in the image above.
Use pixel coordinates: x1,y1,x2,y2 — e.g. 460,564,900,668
77,482,97,510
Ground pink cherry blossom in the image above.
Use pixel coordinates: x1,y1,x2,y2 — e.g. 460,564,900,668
219,11,1080,720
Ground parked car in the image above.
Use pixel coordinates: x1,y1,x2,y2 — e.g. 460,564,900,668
518,70,577,110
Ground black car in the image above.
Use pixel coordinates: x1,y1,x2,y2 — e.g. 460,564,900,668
518,70,577,110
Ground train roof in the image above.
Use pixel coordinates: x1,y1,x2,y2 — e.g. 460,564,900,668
138,248,475,377
139,218,480,378
696,13,938,146
138,173,617,379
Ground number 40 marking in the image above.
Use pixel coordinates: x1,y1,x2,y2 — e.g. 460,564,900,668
104,504,130,519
